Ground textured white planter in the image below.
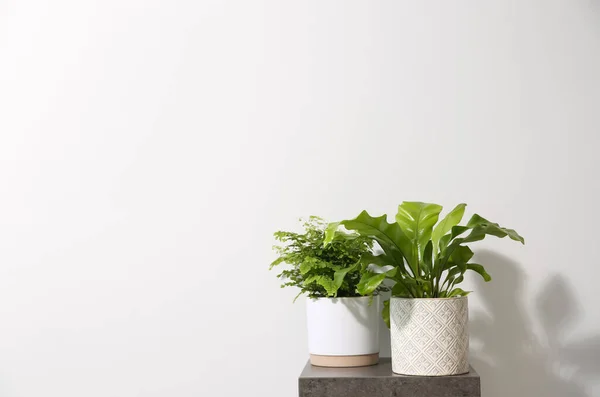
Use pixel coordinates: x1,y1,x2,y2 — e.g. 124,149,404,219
390,296,469,376
306,296,380,367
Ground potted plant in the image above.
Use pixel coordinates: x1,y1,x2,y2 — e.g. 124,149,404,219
270,217,389,368
324,202,524,376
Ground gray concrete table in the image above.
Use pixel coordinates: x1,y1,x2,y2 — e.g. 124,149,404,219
299,358,480,397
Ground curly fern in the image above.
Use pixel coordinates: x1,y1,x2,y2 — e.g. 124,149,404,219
270,216,386,300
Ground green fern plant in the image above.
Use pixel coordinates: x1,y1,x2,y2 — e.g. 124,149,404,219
324,202,524,324
270,216,388,300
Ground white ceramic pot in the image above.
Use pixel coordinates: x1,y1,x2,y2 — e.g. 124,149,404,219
390,296,469,376
306,296,380,367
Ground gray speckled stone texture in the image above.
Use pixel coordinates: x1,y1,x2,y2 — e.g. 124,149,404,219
298,358,480,397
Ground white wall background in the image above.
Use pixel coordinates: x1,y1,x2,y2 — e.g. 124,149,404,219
1,1,599,396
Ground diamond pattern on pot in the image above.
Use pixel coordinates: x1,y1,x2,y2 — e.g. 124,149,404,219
390,297,470,376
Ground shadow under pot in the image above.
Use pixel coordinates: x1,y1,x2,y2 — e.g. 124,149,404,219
306,296,380,368
390,296,469,376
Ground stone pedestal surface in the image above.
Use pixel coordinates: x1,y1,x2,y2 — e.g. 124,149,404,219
298,358,481,397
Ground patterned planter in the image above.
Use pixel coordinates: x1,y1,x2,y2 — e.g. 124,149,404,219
390,296,469,376
306,296,380,367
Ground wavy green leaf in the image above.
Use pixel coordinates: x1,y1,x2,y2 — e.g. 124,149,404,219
333,263,358,292
334,210,412,271
449,245,474,271
505,229,524,244
356,264,397,296
462,223,523,244
440,220,524,275
357,273,387,296
432,203,466,253
447,287,471,297
466,214,491,227
465,214,525,244
395,202,443,266
324,222,340,244
422,240,433,273
438,225,469,254
434,245,472,291
466,263,492,282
